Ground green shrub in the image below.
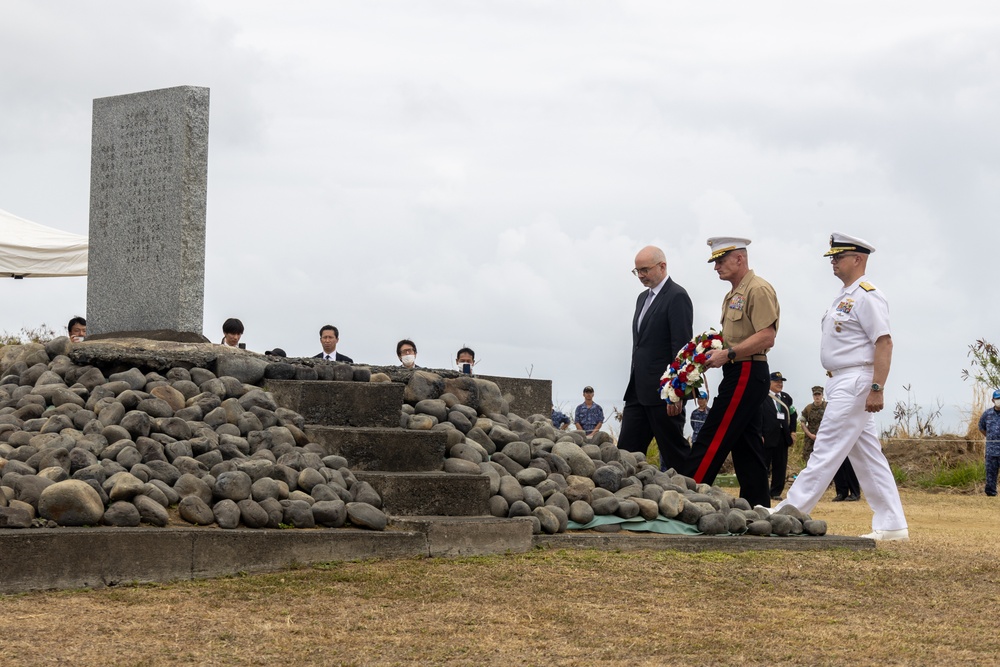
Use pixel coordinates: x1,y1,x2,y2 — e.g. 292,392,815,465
915,461,985,490
891,465,908,485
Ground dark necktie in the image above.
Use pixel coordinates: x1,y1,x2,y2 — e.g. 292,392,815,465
637,289,655,329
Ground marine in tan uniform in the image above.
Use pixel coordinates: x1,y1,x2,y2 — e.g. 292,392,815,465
685,237,779,508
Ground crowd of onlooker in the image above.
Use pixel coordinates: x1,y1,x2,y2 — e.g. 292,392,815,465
218,318,480,375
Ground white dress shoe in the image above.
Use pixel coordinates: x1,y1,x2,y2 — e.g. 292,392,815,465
753,505,773,516
860,528,909,541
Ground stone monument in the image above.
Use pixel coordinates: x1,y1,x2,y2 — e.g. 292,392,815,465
86,85,210,341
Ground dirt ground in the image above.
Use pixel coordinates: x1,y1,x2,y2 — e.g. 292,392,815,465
1,485,998,667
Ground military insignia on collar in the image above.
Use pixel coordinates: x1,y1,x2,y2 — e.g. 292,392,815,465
859,281,876,292
836,298,854,314
728,294,745,310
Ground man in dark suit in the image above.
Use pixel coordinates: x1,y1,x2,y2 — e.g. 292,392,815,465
618,245,694,472
762,372,794,500
313,325,354,362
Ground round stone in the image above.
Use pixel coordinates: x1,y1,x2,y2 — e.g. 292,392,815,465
213,498,241,528
346,502,387,530
532,506,560,534
237,499,270,529
488,495,509,517
102,500,141,527
515,467,548,487
214,470,252,502
591,496,620,516
698,511,729,534
38,480,105,526
133,494,169,527
444,458,482,474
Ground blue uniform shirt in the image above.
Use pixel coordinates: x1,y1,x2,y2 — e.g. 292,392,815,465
551,410,571,429
574,402,604,433
980,407,1000,457
690,407,709,441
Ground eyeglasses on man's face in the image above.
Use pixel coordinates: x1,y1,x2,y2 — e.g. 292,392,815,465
830,253,859,264
631,264,661,277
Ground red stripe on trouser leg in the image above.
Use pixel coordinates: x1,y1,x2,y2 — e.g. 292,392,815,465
693,361,752,482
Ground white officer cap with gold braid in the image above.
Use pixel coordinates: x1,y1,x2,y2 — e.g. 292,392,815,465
823,232,876,257
706,237,751,263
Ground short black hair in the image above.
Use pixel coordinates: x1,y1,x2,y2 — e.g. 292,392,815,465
68,316,86,331
222,318,244,335
396,339,417,357
319,325,339,338
456,346,475,361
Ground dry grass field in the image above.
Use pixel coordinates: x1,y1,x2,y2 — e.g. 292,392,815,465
1,486,998,666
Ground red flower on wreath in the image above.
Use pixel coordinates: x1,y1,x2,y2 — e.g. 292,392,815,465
659,329,725,404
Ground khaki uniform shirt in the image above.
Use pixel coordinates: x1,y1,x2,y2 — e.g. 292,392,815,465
719,269,780,353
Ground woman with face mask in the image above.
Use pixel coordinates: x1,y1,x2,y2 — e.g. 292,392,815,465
396,339,418,369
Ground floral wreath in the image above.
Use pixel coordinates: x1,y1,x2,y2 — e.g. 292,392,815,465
659,329,725,404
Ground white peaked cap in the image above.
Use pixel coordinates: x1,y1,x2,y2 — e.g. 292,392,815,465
706,237,751,263
824,232,875,257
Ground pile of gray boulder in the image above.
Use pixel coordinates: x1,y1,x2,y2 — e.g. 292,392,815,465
0,339,387,531
400,371,827,537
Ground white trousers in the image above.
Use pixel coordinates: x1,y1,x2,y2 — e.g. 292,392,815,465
776,368,907,531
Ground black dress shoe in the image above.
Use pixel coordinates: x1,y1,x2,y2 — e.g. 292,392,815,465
846,494,861,501
832,494,846,502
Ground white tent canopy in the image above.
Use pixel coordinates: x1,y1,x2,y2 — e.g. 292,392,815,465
0,207,88,278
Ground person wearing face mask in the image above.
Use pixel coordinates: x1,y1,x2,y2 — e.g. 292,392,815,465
978,389,1000,497
456,347,475,374
68,316,87,343
396,339,418,369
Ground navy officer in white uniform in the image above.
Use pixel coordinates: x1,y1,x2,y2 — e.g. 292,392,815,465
773,232,908,541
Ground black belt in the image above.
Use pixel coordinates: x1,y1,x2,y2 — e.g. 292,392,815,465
732,354,767,363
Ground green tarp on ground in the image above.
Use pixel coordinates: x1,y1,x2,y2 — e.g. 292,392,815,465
568,514,706,535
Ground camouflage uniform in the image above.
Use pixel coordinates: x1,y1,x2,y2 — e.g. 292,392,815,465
800,400,826,463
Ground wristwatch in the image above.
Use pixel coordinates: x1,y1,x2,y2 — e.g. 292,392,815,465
871,383,883,392
727,348,736,363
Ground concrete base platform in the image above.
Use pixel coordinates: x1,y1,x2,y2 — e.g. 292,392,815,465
0,524,875,594
356,471,491,516
305,425,447,472
266,380,403,428
0,527,427,595
391,515,534,557
534,532,876,552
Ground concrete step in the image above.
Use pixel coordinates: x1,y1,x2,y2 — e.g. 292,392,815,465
391,516,534,557
305,426,447,472
266,380,402,428
356,471,490,516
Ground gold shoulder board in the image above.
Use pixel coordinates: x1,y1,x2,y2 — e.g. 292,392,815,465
859,281,876,292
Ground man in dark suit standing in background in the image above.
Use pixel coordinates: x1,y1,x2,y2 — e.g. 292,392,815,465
314,325,354,362
762,371,794,500
618,245,693,472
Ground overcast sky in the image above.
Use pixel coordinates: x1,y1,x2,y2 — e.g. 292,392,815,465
2,1,998,435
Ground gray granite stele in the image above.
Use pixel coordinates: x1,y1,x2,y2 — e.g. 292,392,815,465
86,85,210,339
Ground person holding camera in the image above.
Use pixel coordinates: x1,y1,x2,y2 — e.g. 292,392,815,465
456,347,475,375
